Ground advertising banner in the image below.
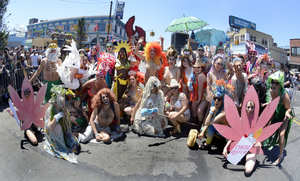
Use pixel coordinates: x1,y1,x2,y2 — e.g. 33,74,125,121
70,24,78,32
33,27,45,38
116,2,125,19
229,16,256,30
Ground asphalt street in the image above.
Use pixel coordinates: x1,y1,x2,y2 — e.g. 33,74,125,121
1,61,300,180
1,103,300,180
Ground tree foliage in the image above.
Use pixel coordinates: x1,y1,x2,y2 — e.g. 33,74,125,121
0,0,10,50
76,17,86,49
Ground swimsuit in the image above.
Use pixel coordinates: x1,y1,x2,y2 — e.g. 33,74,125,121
113,59,130,100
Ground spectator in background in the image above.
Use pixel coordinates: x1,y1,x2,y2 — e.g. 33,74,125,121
3,47,14,71
30,50,39,71
0,55,9,104
284,63,292,88
30,44,35,52
44,46,47,52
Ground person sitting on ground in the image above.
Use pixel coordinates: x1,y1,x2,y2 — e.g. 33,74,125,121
68,95,89,132
131,76,168,137
165,79,190,135
222,100,262,174
198,80,234,150
119,71,143,119
44,85,80,164
77,88,122,143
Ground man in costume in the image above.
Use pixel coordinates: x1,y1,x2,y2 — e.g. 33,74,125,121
30,41,62,103
77,88,123,143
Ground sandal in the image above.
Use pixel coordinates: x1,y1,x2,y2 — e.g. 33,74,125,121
199,144,211,150
272,154,283,166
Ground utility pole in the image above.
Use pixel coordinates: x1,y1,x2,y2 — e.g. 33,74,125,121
107,1,113,43
111,0,118,37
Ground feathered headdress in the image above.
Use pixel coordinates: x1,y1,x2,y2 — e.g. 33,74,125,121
97,52,116,75
245,40,258,55
211,79,234,98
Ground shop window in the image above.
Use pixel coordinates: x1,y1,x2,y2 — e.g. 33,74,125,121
253,36,256,42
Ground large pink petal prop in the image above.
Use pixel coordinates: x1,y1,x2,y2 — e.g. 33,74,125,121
8,85,26,113
240,85,260,134
21,77,34,114
256,122,282,142
224,94,243,136
252,97,279,133
21,120,32,131
33,83,48,111
213,124,240,141
33,118,45,128
34,103,50,118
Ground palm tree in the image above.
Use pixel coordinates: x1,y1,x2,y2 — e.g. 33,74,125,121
76,17,86,49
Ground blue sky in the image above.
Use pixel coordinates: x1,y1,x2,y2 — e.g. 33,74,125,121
6,0,299,49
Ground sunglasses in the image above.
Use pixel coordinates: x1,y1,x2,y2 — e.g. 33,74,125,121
96,74,104,79
198,49,204,52
213,97,223,101
216,62,224,66
171,86,178,90
271,80,279,86
184,51,190,55
106,46,112,48
247,106,255,109
218,49,224,51
250,53,256,55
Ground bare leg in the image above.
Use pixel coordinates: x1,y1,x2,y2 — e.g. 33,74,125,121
197,100,209,128
167,112,188,134
124,106,134,116
245,153,256,174
99,129,111,143
25,129,38,145
275,117,289,164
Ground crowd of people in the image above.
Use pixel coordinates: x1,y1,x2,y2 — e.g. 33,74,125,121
3,36,295,174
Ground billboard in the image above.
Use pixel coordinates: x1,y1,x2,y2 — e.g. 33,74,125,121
229,16,256,30
33,27,45,38
116,2,125,19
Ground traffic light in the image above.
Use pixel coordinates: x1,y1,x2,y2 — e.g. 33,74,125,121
150,31,155,37
235,39,239,45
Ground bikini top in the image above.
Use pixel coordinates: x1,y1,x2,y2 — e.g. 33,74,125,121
172,93,190,114
115,59,131,70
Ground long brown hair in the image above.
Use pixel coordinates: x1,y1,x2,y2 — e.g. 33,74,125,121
91,88,116,109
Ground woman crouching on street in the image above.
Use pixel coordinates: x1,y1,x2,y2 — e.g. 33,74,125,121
166,79,190,135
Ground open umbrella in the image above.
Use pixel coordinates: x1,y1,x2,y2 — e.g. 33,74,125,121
165,16,208,48
195,27,228,47
165,16,208,33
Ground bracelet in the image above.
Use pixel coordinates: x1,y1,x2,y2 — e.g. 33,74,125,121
209,111,214,115
95,133,99,137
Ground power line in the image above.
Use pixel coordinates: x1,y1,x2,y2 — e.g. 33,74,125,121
59,0,109,5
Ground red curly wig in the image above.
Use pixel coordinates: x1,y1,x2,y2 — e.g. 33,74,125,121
144,41,162,65
91,88,116,110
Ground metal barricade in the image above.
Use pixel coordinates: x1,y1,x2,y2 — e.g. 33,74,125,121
0,67,44,98
291,83,300,118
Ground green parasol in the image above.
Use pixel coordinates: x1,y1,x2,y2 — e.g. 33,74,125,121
165,16,208,48
165,16,208,33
